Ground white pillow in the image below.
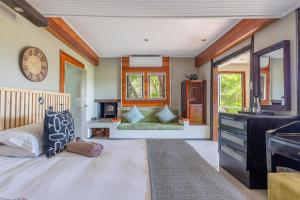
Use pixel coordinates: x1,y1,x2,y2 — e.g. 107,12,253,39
0,144,36,158
155,105,176,123
123,106,145,124
0,122,44,157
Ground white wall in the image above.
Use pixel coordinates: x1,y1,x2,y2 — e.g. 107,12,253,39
171,58,198,113
0,4,95,120
254,11,297,115
94,58,121,99
270,58,284,100
198,62,211,125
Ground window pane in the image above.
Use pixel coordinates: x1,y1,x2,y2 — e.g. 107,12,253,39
218,74,243,113
149,74,166,99
127,74,143,99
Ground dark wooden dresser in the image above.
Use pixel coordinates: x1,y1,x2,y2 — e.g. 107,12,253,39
218,112,297,189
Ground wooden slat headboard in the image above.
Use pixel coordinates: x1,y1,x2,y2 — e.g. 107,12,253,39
0,87,70,131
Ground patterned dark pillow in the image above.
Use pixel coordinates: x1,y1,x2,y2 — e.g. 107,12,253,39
43,110,75,158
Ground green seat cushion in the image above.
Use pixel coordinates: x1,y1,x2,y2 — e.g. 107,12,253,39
118,122,184,130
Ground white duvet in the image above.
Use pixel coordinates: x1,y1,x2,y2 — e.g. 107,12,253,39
0,139,151,200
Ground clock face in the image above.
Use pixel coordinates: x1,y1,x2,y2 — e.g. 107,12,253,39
21,47,48,82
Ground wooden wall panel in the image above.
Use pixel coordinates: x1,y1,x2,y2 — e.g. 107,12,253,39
121,57,170,107
0,87,70,132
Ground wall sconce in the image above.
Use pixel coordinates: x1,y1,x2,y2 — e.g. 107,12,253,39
38,96,44,105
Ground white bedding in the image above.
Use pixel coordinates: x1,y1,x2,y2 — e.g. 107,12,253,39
0,139,151,200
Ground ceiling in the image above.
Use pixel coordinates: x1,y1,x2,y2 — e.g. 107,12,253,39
27,0,300,57
63,17,238,57
219,51,250,68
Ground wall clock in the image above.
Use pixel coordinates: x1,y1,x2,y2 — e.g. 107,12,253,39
21,47,48,82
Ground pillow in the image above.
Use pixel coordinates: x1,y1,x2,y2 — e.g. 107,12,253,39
0,144,36,158
123,106,145,124
0,122,44,157
155,106,176,123
43,110,75,158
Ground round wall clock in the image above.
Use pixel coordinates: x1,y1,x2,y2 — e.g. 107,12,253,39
21,47,48,82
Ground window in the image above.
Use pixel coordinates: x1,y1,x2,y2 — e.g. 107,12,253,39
218,73,244,113
126,74,144,99
121,57,170,107
148,74,166,99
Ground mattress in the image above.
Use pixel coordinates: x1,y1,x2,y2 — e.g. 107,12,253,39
0,139,151,200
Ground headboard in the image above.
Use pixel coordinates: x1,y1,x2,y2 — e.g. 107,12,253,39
0,87,70,131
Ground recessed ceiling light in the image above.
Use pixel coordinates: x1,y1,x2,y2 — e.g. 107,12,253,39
13,6,24,13
144,38,149,42
202,39,207,42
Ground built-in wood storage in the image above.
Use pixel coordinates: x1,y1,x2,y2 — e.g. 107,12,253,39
181,80,206,124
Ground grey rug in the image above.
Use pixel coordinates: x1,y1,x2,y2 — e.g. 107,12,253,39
146,139,248,200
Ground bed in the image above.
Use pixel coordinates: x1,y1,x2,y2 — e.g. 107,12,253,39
0,139,151,200
0,139,248,200
0,87,247,200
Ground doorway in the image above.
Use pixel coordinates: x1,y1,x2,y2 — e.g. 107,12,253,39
218,72,245,113
211,49,251,141
60,50,87,137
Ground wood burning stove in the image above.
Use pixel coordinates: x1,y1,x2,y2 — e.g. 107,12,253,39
103,103,117,118
95,99,120,119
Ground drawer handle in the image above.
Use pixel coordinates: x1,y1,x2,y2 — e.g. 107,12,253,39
222,117,235,120
222,130,235,135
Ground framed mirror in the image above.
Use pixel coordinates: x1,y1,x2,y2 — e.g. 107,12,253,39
254,40,291,111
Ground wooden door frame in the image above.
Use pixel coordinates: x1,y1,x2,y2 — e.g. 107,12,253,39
210,43,253,141
218,71,246,108
59,50,84,93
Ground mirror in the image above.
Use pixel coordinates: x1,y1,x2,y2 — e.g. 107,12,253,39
259,49,284,105
255,40,290,111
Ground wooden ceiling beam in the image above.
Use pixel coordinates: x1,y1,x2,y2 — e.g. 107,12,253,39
46,17,100,66
195,19,277,67
0,0,48,27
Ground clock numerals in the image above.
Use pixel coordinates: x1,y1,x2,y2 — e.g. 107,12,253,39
40,57,46,62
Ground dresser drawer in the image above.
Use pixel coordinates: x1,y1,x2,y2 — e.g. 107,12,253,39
220,116,247,132
219,129,247,151
220,143,247,169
